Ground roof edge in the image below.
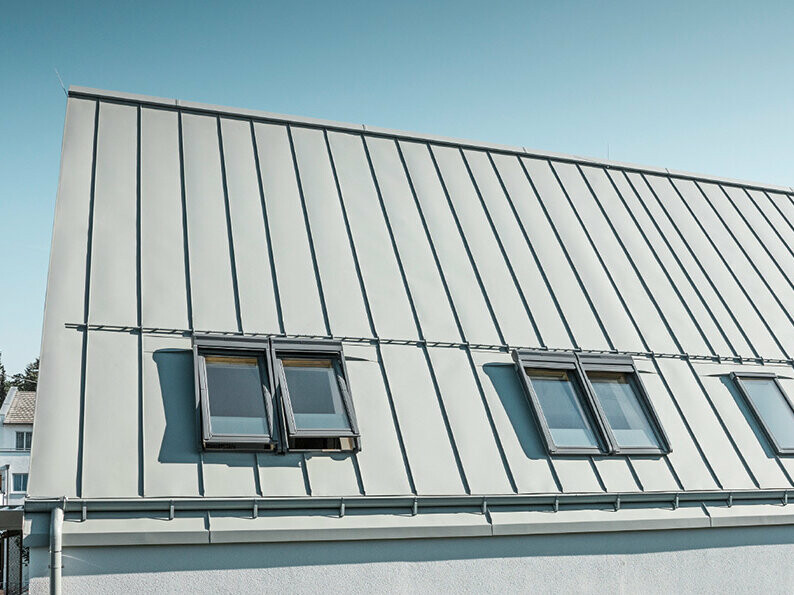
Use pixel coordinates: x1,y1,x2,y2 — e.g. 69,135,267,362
0,387,16,417
68,85,794,195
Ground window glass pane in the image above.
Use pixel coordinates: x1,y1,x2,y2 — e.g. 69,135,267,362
205,355,269,436
13,474,27,492
15,433,24,450
283,359,351,431
526,368,599,449
588,371,661,449
742,378,794,450
26,432,32,450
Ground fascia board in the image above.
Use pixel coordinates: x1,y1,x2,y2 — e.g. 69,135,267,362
706,504,794,528
208,511,491,544
490,506,710,536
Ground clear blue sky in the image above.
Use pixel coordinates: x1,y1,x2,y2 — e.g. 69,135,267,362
1,1,793,374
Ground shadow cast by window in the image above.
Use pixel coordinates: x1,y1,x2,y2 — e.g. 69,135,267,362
482,362,547,460
719,375,779,459
153,348,253,469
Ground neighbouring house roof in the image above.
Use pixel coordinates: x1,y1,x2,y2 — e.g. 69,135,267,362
27,86,794,546
4,390,36,425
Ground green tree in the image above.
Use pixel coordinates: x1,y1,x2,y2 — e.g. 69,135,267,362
11,358,38,392
0,352,8,404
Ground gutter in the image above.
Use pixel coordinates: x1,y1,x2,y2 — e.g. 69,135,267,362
25,488,794,516
22,490,794,554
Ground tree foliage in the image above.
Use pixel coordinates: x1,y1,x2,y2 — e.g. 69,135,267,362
11,358,39,392
0,352,8,404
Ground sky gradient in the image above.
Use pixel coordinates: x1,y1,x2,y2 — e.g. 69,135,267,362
1,0,793,373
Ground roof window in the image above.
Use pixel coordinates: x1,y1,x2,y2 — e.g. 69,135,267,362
273,339,359,452
195,338,275,450
194,336,359,452
732,372,794,455
514,351,669,455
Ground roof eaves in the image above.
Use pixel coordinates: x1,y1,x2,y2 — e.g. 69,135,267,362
66,85,793,196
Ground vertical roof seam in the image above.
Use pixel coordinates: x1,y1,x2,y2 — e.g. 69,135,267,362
576,164,684,353
286,124,332,337
301,453,313,496
651,359,724,489
216,116,245,334
717,186,794,296
586,457,609,492
420,345,473,495
76,99,100,498
135,104,145,498
661,455,686,491
249,121,286,335
547,160,650,352
486,152,579,349
357,136,423,340
392,139,467,343
176,110,205,496
697,181,794,327
758,190,794,252
460,149,546,348
621,172,738,356
361,139,471,494
427,144,509,346
639,173,760,359
518,156,615,350
683,359,760,488
740,188,794,263
607,170,720,357
669,178,789,359
325,130,409,495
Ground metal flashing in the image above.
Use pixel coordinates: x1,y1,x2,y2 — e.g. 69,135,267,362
22,493,794,548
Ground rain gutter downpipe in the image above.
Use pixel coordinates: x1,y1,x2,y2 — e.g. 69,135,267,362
50,505,63,595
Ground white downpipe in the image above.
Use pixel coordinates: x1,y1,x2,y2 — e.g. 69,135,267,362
50,507,63,595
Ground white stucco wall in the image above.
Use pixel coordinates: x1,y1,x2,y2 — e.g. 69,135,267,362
0,422,32,505
28,525,794,594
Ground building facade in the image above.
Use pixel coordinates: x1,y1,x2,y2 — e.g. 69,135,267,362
0,388,34,506
25,86,794,593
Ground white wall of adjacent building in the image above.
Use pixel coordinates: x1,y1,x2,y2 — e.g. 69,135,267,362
0,388,32,505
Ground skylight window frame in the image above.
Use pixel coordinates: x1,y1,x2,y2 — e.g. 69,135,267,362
193,336,276,451
578,354,670,456
271,338,360,452
513,351,670,456
731,371,794,456
512,351,608,455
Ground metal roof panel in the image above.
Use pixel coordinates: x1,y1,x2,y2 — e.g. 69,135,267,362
32,89,794,533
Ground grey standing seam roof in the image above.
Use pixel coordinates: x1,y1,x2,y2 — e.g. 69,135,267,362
28,87,794,541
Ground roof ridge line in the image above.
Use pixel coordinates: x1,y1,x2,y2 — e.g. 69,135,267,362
67,85,793,195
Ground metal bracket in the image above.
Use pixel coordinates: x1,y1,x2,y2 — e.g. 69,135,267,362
481,498,488,515
673,493,679,510
784,491,789,507
412,497,418,517
339,498,345,518
614,495,621,512
252,501,258,519
553,496,559,512
727,493,733,508
169,500,175,520
81,502,87,522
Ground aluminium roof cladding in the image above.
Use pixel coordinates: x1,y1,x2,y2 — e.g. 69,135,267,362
30,87,794,511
